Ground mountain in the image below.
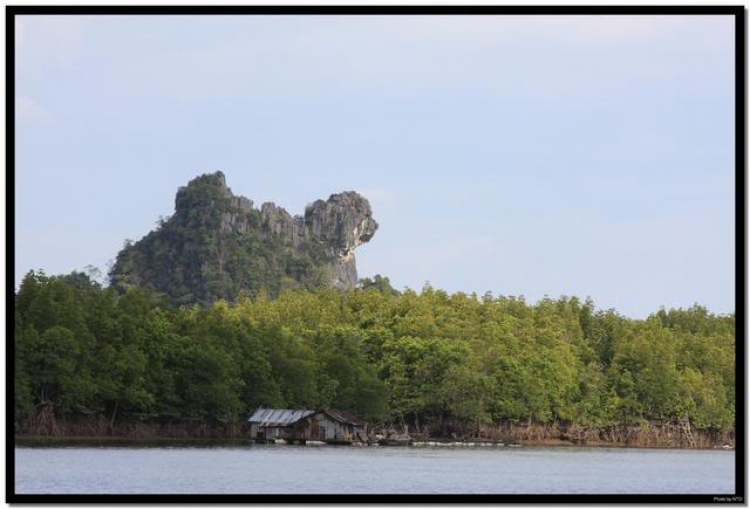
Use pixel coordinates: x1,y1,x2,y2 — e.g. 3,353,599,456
109,172,378,305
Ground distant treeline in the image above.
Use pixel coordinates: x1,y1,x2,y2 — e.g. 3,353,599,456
14,271,735,437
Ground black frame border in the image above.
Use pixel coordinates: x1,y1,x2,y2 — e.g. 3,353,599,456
5,4,746,504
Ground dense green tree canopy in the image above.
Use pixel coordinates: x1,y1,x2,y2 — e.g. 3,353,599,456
14,270,736,434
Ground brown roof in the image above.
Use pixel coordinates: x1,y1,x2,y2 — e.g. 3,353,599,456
316,408,366,427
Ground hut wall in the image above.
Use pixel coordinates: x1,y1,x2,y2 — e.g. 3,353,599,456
319,415,347,440
285,411,367,442
249,424,288,439
264,426,286,439
313,414,365,441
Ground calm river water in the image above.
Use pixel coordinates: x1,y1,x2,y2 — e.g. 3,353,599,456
15,444,735,494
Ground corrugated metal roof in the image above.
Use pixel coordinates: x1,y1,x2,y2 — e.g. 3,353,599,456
247,408,314,426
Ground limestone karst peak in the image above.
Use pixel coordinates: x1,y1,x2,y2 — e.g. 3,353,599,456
110,172,378,304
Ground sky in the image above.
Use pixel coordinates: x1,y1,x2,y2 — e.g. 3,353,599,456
14,14,736,318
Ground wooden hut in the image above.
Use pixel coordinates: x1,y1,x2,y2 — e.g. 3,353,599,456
247,408,314,442
289,408,367,445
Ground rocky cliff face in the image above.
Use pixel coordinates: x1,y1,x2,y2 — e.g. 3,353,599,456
213,172,378,289
256,190,378,289
110,172,377,304
304,192,378,289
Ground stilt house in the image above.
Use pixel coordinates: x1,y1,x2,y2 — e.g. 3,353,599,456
247,407,367,444
289,408,367,444
247,408,314,440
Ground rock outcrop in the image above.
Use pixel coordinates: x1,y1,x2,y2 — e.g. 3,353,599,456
303,192,378,289
211,172,378,289
110,172,377,304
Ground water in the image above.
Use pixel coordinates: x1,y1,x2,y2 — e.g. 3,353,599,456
15,444,735,494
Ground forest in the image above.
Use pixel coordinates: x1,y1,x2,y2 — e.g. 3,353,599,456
14,270,735,441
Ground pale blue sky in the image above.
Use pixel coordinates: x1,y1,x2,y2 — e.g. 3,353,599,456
15,14,736,317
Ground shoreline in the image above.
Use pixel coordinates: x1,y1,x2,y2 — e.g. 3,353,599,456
14,435,734,451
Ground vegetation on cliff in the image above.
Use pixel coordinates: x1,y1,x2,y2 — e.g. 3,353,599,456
14,270,735,438
109,172,377,306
